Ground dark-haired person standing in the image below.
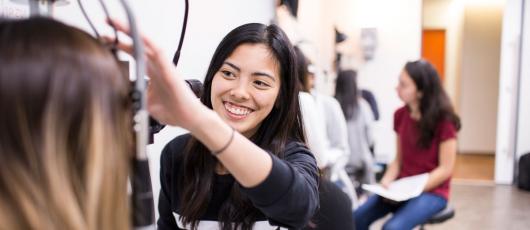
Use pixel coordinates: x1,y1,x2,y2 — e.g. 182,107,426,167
354,60,460,230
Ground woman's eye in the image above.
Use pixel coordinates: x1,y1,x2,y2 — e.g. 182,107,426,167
221,70,235,78
254,80,271,88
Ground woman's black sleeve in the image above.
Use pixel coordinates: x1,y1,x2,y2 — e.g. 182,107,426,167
239,142,319,229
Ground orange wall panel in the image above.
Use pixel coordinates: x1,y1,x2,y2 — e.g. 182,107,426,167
422,29,445,81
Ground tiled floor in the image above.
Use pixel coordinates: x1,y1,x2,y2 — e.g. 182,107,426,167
369,154,530,229
422,182,530,230
371,182,530,229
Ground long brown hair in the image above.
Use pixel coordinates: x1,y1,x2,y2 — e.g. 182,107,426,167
404,60,461,148
0,18,132,229
178,23,305,230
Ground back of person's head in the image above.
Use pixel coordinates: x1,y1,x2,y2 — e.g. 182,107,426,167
335,69,359,120
404,60,460,147
0,17,131,229
293,46,310,92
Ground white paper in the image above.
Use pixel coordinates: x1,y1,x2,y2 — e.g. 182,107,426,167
362,173,429,202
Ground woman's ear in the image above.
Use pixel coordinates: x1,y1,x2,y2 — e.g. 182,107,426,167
417,91,423,99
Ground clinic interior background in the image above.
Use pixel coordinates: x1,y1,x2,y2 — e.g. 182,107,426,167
1,0,529,218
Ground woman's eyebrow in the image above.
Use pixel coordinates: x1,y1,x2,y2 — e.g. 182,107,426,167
224,61,240,72
252,72,276,82
225,61,276,82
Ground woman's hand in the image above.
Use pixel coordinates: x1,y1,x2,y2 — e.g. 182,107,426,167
105,19,207,129
379,178,392,189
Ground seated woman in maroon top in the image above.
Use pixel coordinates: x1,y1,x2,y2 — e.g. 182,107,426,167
354,60,461,230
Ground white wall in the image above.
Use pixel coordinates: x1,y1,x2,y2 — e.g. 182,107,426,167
495,0,522,184
459,3,503,153
444,2,465,114
298,0,335,73
516,0,530,163
423,0,453,29
495,0,529,184
277,0,336,94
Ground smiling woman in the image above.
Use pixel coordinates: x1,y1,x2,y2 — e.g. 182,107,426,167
151,23,319,230
211,43,281,137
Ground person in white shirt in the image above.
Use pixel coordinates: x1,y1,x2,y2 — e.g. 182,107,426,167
334,70,376,186
295,47,358,207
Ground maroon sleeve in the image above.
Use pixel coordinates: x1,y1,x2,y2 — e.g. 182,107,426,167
437,120,457,142
394,106,406,132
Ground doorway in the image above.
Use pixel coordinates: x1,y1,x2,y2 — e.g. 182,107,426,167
422,0,504,182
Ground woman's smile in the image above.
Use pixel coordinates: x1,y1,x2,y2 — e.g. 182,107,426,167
223,101,254,120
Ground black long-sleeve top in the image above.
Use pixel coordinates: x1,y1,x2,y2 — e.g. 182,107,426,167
157,134,319,230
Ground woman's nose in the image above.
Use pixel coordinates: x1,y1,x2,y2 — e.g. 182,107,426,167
230,81,250,101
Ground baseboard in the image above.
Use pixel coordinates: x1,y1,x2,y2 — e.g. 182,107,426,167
458,152,495,155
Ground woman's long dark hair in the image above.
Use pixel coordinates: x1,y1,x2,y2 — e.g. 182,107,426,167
405,60,461,148
335,70,359,120
178,23,306,230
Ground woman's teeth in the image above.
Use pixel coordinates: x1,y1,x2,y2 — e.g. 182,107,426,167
225,102,252,116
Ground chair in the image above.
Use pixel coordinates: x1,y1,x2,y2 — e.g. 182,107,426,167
419,205,455,230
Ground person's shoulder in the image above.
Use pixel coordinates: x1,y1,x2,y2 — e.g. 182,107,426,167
320,94,343,115
359,98,372,111
283,140,312,158
358,99,375,120
394,105,409,119
299,91,314,103
361,89,375,99
299,92,319,117
394,105,408,115
393,106,409,131
165,133,192,149
321,94,341,107
436,117,458,141
437,117,458,131
162,133,192,160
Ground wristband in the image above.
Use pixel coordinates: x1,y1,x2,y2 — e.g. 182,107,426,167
212,128,235,156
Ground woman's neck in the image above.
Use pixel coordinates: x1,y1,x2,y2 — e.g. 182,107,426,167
408,103,421,120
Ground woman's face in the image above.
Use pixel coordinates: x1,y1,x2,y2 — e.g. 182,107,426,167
211,43,281,138
396,69,421,106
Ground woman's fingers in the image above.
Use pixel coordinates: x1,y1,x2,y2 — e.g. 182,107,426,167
107,18,160,58
103,19,167,81
107,18,130,35
101,35,134,55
